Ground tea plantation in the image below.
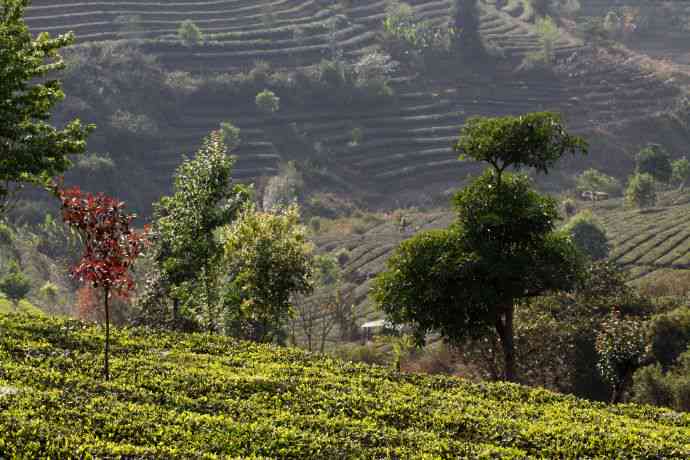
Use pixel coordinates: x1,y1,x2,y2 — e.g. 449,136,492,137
0,313,688,458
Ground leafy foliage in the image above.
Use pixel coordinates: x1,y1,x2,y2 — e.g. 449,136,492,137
255,89,280,114
625,173,657,209
0,314,688,457
596,309,647,403
219,121,241,151
177,19,204,46
373,172,585,381
637,144,672,184
562,210,610,261
0,0,92,211
454,112,587,178
671,157,690,190
222,204,313,343
145,131,251,330
55,184,147,379
0,262,31,306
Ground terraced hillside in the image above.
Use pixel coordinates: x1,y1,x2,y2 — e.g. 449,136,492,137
22,0,690,210
310,196,690,332
1,313,689,457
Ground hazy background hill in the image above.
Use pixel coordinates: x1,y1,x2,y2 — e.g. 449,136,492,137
15,0,690,217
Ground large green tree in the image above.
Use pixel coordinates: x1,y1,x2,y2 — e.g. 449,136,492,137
222,204,313,343
373,112,587,382
146,131,251,331
0,0,91,211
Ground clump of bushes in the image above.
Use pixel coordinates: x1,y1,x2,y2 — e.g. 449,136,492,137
575,169,622,196
625,173,656,209
177,20,204,46
255,89,280,114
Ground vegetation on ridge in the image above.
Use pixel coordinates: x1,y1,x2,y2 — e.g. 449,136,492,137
0,313,689,458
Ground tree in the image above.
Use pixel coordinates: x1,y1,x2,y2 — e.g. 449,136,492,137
219,121,241,151
255,90,280,114
454,112,587,184
671,157,690,190
177,20,203,46
0,262,31,308
56,185,147,380
0,0,92,212
562,210,609,261
595,309,647,403
636,144,672,184
147,131,250,330
625,173,656,209
222,204,313,343
374,113,587,382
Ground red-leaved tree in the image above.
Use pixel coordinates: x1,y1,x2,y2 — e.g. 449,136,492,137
56,184,147,380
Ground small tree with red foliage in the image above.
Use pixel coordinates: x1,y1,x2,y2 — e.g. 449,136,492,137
56,184,147,380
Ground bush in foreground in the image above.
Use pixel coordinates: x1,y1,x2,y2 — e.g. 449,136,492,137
0,314,688,458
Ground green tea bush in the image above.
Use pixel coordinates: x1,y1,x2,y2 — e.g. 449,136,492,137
0,314,688,458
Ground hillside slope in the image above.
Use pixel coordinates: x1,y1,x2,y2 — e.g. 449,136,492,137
20,0,690,212
0,313,689,458
313,199,690,325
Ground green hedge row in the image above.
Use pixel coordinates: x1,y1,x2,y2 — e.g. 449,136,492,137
0,314,688,458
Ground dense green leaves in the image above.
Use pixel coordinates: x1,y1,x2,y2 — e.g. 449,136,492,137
454,112,587,178
636,144,672,184
625,173,656,209
562,210,610,261
222,204,314,342
144,131,251,330
0,314,688,458
0,0,92,210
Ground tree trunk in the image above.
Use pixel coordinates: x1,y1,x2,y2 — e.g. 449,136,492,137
104,285,110,381
495,304,516,382
172,297,180,327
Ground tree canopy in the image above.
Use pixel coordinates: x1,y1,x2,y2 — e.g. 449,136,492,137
636,144,672,184
147,131,251,330
374,113,587,382
0,0,92,210
454,112,587,181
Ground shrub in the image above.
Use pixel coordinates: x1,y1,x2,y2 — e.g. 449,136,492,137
219,121,241,151
255,90,280,114
383,0,456,55
647,307,690,368
637,144,672,184
575,169,622,196
39,282,59,305
536,16,560,64
671,157,689,190
595,309,647,402
75,153,115,174
109,110,158,137
562,210,609,261
633,350,690,412
177,20,204,46
0,262,31,307
625,173,656,209
0,222,13,245
349,127,363,146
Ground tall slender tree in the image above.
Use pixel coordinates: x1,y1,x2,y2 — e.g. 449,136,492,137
147,131,250,330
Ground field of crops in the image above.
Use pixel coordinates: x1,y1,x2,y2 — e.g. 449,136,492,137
598,201,690,281
0,313,688,458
